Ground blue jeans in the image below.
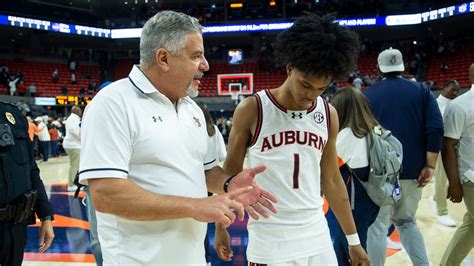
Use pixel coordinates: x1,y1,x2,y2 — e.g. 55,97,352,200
326,175,379,266
86,187,103,266
50,140,59,157
38,141,50,161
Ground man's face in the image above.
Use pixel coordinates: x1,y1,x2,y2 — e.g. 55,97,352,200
287,67,331,108
444,84,460,99
167,33,209,99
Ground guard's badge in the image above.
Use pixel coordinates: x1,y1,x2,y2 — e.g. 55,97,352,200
5,112,15,125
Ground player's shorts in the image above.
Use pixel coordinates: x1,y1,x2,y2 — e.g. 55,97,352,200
248,247,337,266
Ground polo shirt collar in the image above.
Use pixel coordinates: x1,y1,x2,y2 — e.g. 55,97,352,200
128,65,160,94
128,64,192,104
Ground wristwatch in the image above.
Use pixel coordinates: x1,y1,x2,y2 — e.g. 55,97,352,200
40,215,54,221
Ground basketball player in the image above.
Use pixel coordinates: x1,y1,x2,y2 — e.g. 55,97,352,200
215,13,369,265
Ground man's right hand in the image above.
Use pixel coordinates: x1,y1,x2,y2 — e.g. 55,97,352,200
192,186,252,228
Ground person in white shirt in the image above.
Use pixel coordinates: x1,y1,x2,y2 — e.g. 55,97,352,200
198,103,227,163
430,80,460,227
34,117,50,162
440,64,474,265
63,106,82,191
78,11,277,265
197,102,228,264
329,86,380,265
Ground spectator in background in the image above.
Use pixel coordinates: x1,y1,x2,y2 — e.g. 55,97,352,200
353,75,363,89
364,48,443,266
9,76,19,96
88,82,96,96
429,80,460,227
27,116,38,142
328,86,380,266
440,62,448,75
71,73,77,84
69,60,77,72
52,68,59,83
48,125,60,157
0,65,9,87
197,102,227,265
17,81,26,96
28,83,37,97
440,64,474,265
61,84,68,95
34,117,51,162
63,106,82,192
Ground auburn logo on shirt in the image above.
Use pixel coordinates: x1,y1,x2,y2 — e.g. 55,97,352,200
193,117,201,127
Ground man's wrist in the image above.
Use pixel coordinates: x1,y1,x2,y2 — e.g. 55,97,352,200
425,164,436,169
346,233,360,246
40,215,54,222
223,175,236,193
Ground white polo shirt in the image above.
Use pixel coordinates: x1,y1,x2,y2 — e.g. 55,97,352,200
443,86,474,184
63,113,81,149
79,65,217,265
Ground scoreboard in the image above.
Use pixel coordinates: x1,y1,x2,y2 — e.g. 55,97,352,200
55,95,91,106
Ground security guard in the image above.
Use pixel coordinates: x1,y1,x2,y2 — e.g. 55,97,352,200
0,101,54,266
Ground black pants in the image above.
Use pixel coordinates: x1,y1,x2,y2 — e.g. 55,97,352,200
0,220,28,266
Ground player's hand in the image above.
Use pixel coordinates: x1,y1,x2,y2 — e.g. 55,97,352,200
417,166,434,187
447,182,463,203
214,224,233,261
192,186,252,228
39,219,54,253
348,244,370,266
228,165,279,220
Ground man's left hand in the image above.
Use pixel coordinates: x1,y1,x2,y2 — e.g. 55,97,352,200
348,245,370,266
228,165,278,220
417,166,434,187
39,219,54,253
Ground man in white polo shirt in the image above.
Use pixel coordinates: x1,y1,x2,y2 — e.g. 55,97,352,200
79,11,277,265
440,64,474,265
63,106,82,192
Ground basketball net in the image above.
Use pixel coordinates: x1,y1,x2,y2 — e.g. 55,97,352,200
230,91,239,101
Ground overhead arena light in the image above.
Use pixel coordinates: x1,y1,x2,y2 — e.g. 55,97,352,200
230,3,243,8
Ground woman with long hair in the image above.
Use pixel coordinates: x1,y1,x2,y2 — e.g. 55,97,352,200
326,86,380,265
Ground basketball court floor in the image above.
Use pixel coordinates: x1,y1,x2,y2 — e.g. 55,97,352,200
23,156,473,265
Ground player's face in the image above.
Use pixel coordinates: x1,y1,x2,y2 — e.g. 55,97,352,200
168,33,209,98
287,67,331,108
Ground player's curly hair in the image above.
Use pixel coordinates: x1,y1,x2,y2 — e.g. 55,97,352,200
273,13,360,80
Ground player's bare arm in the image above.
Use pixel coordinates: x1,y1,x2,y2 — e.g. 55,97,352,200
320,105,370,266
224,96,258,174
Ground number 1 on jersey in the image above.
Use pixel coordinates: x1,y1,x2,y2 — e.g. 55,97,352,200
293,153,300,189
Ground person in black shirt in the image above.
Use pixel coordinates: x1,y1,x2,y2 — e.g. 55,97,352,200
0,101,54,266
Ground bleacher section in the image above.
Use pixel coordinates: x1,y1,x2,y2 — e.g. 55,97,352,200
29,47,470,99
0,60,100,96
426,47,473,88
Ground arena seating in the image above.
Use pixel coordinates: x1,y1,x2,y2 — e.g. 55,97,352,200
0,60,100,96
426,47,473,88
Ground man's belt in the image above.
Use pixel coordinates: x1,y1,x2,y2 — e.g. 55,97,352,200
0,190,37,224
